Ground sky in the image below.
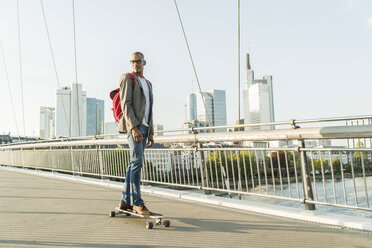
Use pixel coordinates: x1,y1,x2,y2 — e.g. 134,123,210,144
0,0,372,137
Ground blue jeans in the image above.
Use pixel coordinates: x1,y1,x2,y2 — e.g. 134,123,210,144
121,125,148,206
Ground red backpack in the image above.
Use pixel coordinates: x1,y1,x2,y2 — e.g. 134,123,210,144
109,73,152,123
110,73,135,123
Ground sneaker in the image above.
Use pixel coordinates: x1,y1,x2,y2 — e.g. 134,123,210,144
119,203,132,211
133,204,152,215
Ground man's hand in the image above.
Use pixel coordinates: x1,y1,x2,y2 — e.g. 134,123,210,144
131,127,143,143
147,133,154,147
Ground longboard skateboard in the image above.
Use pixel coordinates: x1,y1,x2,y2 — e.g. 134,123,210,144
109,207,170,229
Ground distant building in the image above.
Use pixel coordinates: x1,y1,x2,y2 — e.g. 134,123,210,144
184,85,227,132
154,124,164,136
147,151,174,172
346,118,372,148
0,135,12,144
184,104,188,122
56,84,86,137
39,106,55,139
210,89,227,131
304,140,331,148
196,89,227,132
187,92,197,121
104,122,118,135
86,98,104,136
228,119,244,145
55,87,71,137
271,140,294,147
182,119,210,134
243,53,275,131
267,139,329,148
229,119,244,132
196,92,213,125
185,81,197,122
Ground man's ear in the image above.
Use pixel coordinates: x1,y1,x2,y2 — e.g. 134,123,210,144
143,60,147,66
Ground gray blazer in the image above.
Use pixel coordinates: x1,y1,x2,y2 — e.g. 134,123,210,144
117,73,154,135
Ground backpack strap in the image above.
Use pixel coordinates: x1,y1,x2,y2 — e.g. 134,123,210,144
127,73,135,89
128,73,152,88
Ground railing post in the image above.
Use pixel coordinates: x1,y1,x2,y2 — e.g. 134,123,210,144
11,148,14,166
98,145,104,179
70,146,75,176
33,147,37,169
198,142,211,195
298,140,316,210
21,148,24,168
49,146,54,172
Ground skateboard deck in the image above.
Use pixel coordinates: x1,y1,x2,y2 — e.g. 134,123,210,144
109,207,170,229
114,207,163,218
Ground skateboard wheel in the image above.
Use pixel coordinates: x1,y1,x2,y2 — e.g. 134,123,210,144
109,211,116,217
146,221,153,229
163,220,170,227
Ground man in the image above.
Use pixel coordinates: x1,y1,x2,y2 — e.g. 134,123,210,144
118,51,154,215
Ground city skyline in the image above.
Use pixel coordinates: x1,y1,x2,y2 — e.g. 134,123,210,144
86,97,104,136
243,53,275,131
184,88,227,132
39,106,55,139
55,83,106,138
56,83,87,137
1,1,372,136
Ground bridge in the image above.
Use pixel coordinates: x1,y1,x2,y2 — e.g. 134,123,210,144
1,117,372,247
0,1,371,246
1,168,371,248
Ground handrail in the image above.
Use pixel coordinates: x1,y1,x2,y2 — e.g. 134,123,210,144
1,116,372,213
1,124,372,150
2,114,372,147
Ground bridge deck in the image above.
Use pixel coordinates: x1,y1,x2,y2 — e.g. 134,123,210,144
0,169,371,248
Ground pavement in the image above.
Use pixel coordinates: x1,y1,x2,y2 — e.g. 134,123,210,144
0,168,371,248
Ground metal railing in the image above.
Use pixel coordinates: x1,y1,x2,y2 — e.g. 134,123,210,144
1,117,372,212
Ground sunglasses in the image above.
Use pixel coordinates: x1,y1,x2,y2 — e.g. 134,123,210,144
130,59,144,64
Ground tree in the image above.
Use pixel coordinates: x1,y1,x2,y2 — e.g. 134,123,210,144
205,151,259,181
353,141,367,171
312,158,330,172
331,158,341,174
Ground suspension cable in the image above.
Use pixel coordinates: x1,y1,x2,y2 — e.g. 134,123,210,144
72,0,81,137
237,0,241,123
173,0,212,128
0,39,20,138
40,0,71,137
16,0,26,136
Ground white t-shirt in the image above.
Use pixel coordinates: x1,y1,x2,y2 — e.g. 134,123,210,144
138,77,151,127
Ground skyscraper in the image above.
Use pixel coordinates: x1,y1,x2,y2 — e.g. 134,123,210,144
39,106,55,139
71,83,87,137
209,89,227,130
243,53,275,131
86,98,105,136
187,92,197,121
196,89,227,132
197,92,213,126
184,104,188,122
154,124,164,136
104,122,118,135
56,87,71,137
56,83,87,137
